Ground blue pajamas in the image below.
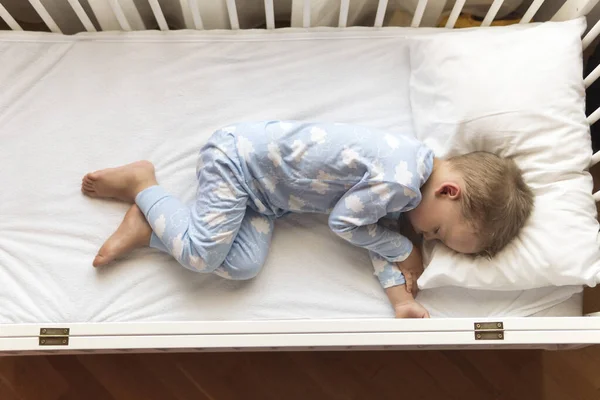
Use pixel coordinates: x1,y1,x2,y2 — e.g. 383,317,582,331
136,132,274,280
135,121,433,288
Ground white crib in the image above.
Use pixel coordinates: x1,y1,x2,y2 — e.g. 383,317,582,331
1,0,600,355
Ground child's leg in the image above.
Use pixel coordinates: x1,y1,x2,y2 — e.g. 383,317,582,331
96,204,274,279
86,143,248,271
213,208,274,280
135,181,247,272
92,204,153,267
82,160,158,203
82,160,159,267
138,141,251,272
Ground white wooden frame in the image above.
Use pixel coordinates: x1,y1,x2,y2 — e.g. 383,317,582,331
1,0,600,354
2,317,600,354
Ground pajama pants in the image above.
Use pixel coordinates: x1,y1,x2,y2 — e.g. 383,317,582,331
135,132,274,280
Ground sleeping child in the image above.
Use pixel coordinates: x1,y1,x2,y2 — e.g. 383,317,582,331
81,121,533,318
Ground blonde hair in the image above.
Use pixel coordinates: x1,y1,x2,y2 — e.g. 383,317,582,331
447,152,534,257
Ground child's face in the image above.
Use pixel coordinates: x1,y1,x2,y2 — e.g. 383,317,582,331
407,183,481,255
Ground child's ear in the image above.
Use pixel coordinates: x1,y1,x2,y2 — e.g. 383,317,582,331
435,182,461,200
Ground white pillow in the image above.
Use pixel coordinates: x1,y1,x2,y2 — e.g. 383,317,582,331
409,18,600,290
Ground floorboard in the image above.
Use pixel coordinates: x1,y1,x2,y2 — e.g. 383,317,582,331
2,348,600,400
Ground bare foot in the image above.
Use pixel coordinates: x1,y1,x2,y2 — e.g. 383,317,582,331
82,160,157,203
93,204,152,267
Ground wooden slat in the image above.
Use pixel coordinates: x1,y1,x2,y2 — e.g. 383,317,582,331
109,0,132,31
552,0,600,21
591,151,600,167
148,0,169,31
0,3,22,31
583,18,600,50
303,0,311,27
225,0,240,30
411,0,428,27
519,0,545,24
481,0,505,27
2,348,600,399
338,0,350,27
445,0,466,28
265,0,275,29
27,0,62,33
588,106,600,125
188,0,204,30
67,0,96,32
374,0,389,27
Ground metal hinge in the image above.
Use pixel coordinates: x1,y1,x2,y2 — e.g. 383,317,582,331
39,328,70,346
474,322,504,341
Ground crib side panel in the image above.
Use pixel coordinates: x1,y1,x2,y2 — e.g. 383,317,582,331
1,317,600,354
0,330,599,355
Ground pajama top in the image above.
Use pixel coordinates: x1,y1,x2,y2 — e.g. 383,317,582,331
225,120,434,287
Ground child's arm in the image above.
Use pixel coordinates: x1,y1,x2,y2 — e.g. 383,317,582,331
385,284,430,318
329,181,416,263
395,245,424,295
370,249,430,318
394,217,425,294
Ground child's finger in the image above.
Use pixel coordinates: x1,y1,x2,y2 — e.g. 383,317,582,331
405,274,413,293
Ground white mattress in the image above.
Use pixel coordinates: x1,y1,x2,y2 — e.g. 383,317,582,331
0,29,582,323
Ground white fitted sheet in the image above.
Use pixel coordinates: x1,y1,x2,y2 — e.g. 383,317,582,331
0,29,582,323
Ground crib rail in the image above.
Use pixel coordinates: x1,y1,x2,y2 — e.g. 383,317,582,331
0,0,597,33
67,0,96,31
445,0,466,28
109,0,132,30
0,2,19,30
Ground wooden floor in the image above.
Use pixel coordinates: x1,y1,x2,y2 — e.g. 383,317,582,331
1,348,599,400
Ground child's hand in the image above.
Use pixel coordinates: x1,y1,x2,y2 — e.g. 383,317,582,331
384,284,430,318
395,246,424,295
394,300,430,319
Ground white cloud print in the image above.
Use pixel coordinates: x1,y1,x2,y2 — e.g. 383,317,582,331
345,194,364,213
311,127,327,144
262,175,277,193
213,182,236,200
251,217,271,235
394,161,413,186
213,266,232,279
189,255,206,271
171,234,184,261
371,255,388,276
288,195,306,210
291,140,307,162
153,214,166,239
384,134,400,150
370,182,391,201
417,156,428,181
311,180,329,194
203,211,227,227
268,142,282,167
236,136,255,160
341,148,360,169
